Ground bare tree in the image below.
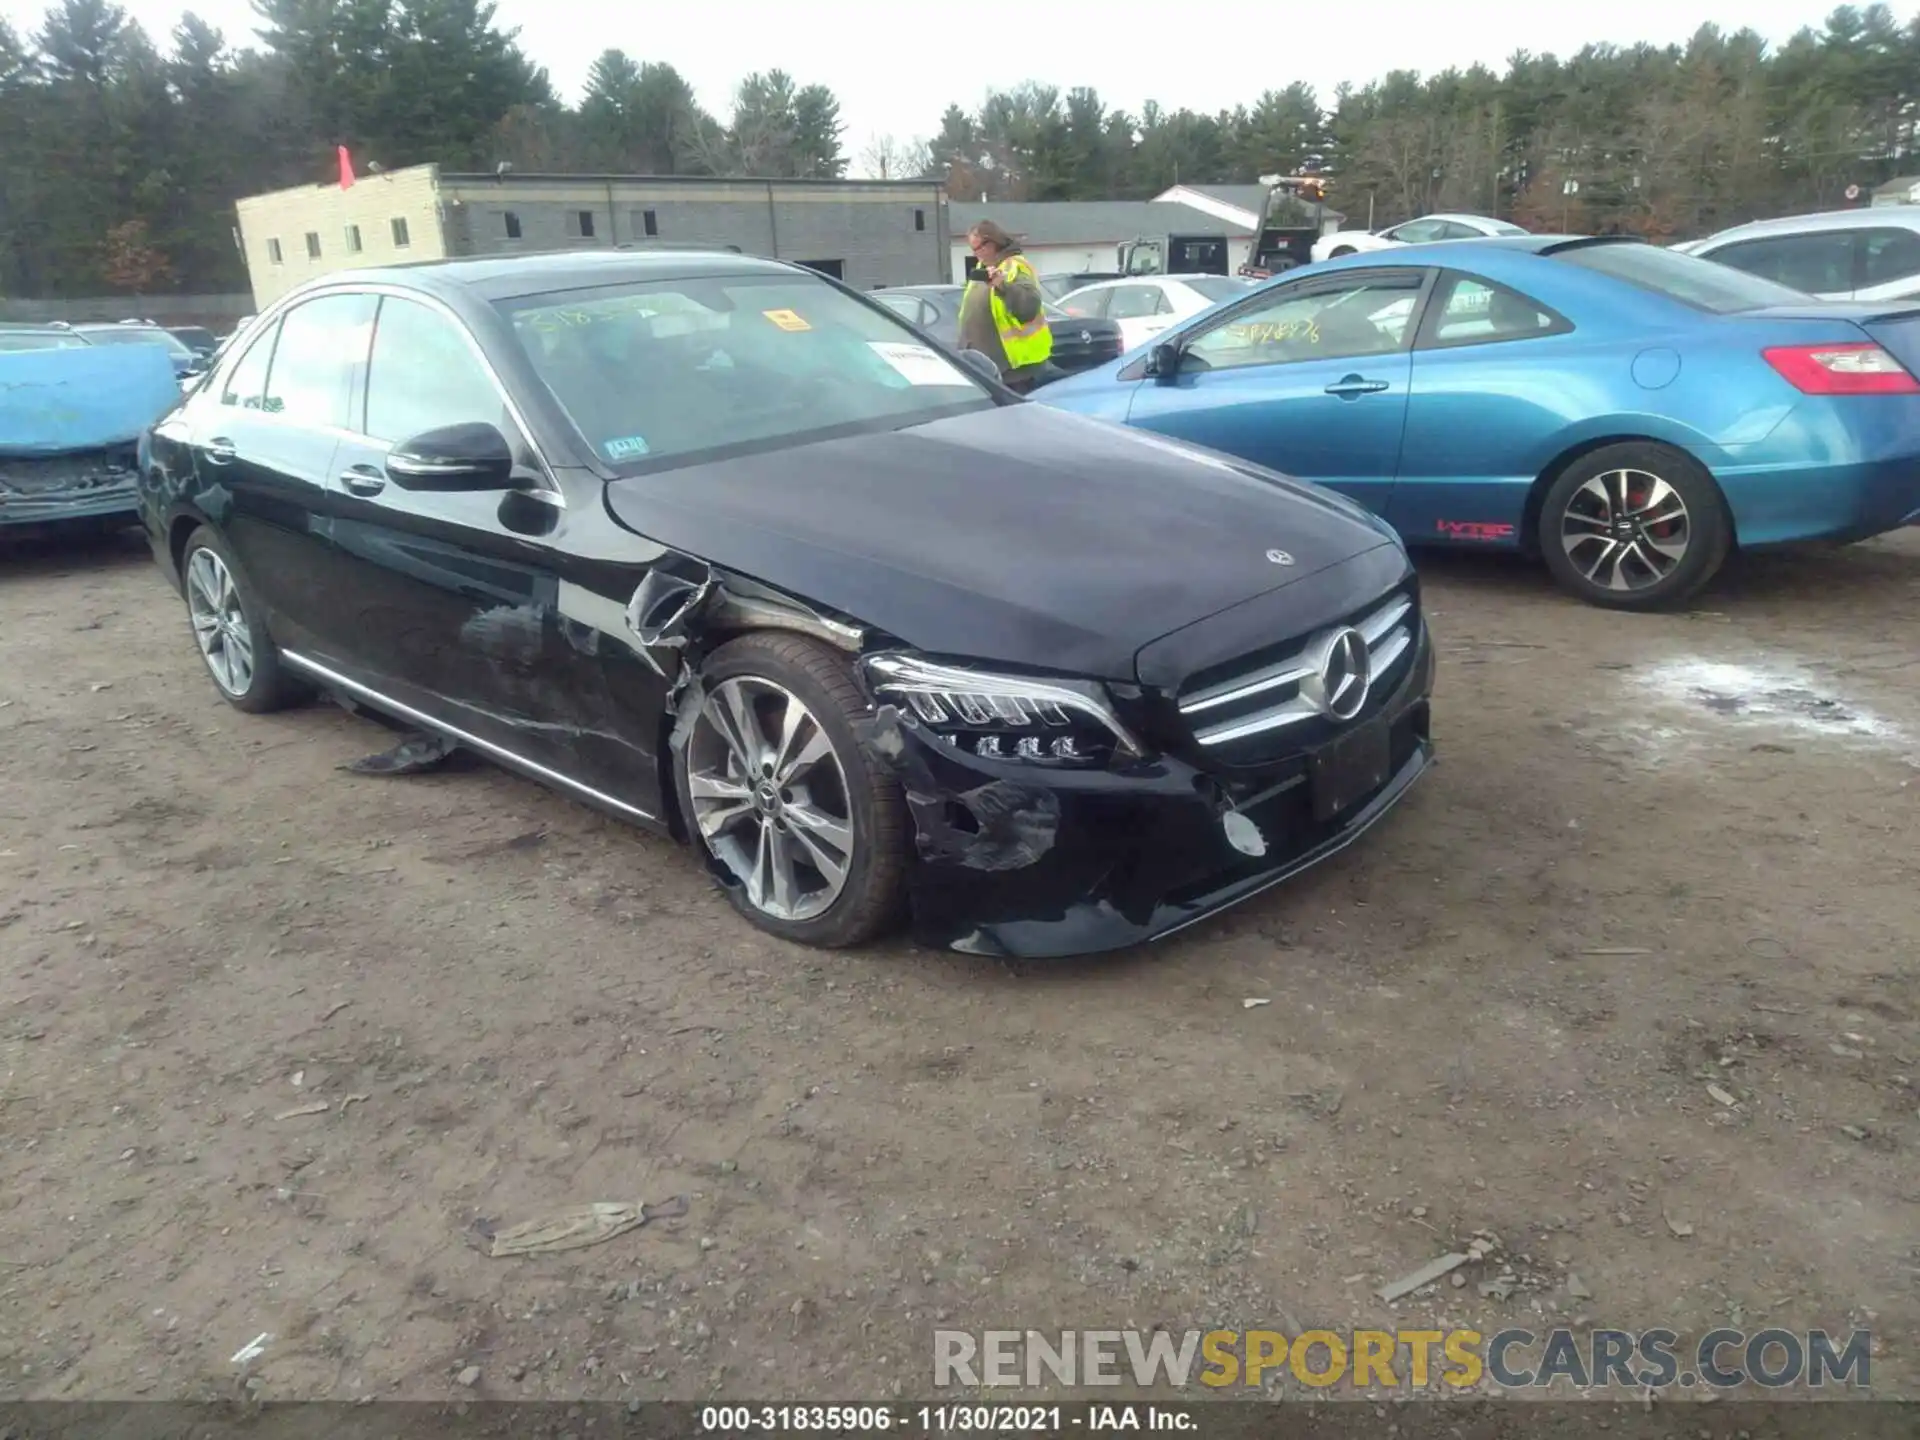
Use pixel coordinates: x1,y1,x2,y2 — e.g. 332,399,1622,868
859,133,930,180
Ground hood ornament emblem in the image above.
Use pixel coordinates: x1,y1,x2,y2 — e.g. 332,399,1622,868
1266,549,1295,566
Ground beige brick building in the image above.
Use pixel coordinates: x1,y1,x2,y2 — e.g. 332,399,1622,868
233,163,951,307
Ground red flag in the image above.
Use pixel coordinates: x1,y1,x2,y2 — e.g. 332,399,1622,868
337,145,354,190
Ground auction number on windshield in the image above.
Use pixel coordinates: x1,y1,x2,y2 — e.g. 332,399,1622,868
700,1406,898,1431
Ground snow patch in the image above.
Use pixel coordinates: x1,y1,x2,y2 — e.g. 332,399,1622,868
1634,657,1909,746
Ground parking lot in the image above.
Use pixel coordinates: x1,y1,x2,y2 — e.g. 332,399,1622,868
1,528,1915,1401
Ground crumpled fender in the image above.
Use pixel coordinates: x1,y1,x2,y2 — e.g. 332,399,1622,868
860,704,1061,872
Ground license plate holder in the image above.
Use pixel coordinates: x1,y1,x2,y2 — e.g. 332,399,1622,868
1309,713,1392,823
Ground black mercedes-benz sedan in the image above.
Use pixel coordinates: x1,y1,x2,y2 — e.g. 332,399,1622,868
137,250,1435,958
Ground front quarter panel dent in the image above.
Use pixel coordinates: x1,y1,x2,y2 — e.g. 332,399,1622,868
862,705,1062,873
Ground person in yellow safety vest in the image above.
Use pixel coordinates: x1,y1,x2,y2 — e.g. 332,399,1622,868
957,219,1059,394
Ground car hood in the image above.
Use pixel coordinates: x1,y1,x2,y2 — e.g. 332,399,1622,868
602,403,1397,682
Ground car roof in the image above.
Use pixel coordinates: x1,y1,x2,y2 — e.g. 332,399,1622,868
288,247,799,305
1311,234,1584,268
1694,205,1920,247
1068,274,1229,291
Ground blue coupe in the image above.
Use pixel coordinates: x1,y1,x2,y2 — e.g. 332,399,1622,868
1036,235,1920,608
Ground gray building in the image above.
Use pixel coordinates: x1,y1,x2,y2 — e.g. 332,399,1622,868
234,163,950,307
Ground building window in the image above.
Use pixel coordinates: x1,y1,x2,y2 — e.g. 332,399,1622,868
391,217,411,248
571,209,596,239
914,208,925,232
267,237,283,265
503,211,521,239
305,231,322,259
643,208,658,237
345,224,363,253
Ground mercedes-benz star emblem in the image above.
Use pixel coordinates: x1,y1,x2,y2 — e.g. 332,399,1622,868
1302,626,1372,721
1079,330,1092,343
1266,549,1295,566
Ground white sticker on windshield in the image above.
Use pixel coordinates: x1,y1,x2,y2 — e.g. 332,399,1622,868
867,341,969,387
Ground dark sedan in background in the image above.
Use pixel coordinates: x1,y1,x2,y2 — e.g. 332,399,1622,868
138,250,1433,958
873,284,1126,376
167,325,221,359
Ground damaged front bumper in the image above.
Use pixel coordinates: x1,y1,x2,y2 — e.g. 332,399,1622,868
872,625,1436,959
0,451,140,531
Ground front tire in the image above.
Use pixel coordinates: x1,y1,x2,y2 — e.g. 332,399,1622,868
1538,442,1730,610
179,526,305,713
674,632,909,949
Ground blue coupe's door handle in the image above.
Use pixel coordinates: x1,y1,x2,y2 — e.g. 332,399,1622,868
1325,375,1390,398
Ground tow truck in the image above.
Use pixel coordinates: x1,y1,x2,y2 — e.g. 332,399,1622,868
1110,173,1333,281
1236,173,1332,280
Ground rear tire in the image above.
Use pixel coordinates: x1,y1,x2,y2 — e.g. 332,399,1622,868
674,632,909,949
1538,442,1730,610
179,525,307,713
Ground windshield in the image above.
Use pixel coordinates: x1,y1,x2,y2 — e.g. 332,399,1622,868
1554,241,1810,313
0,330,88,351
80,327,194,358
1185,277,1254,303
501,274,995,470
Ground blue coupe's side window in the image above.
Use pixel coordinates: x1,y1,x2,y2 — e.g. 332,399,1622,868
1425,275,1566,347
1181,273,1423,373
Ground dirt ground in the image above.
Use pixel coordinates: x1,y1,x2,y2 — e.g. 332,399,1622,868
1,526,1915,1406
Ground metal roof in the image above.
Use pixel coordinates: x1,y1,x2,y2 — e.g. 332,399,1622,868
1170,184,1270,214
441,172,940,190
947,199,1252,244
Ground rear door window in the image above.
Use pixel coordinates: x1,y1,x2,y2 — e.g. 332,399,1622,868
1705,231,1854,295
1106,285,1170,320
1059,288,1111,319
874,295,932,326
1421,274,1570,347
1859,228,1920,290
261,293,377,427
1553,242,1809,312
219,323,277,409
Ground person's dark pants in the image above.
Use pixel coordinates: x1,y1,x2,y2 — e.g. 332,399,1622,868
1003,360,1067,395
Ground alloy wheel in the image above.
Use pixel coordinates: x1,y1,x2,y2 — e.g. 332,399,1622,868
686,677,856,923
185,547,255,698
1559,468,1692,592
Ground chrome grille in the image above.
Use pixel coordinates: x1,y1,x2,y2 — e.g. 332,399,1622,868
1177,591,1417,752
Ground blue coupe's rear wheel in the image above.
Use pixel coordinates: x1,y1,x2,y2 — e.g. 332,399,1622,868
1539,443,1730,610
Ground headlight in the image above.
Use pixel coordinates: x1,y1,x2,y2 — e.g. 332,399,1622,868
861,654,1147,768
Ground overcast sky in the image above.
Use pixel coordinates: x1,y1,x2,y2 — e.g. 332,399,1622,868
0,0,1856,173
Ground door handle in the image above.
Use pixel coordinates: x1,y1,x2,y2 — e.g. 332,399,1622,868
338,464,387,497
204,437,237,465
1325,375,1390,398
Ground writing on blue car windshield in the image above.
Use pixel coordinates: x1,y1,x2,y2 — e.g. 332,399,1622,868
500,274,994,469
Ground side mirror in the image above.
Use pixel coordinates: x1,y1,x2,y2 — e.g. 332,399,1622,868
1146,342,1183,380
387,422,517,491
956,348,1001,383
